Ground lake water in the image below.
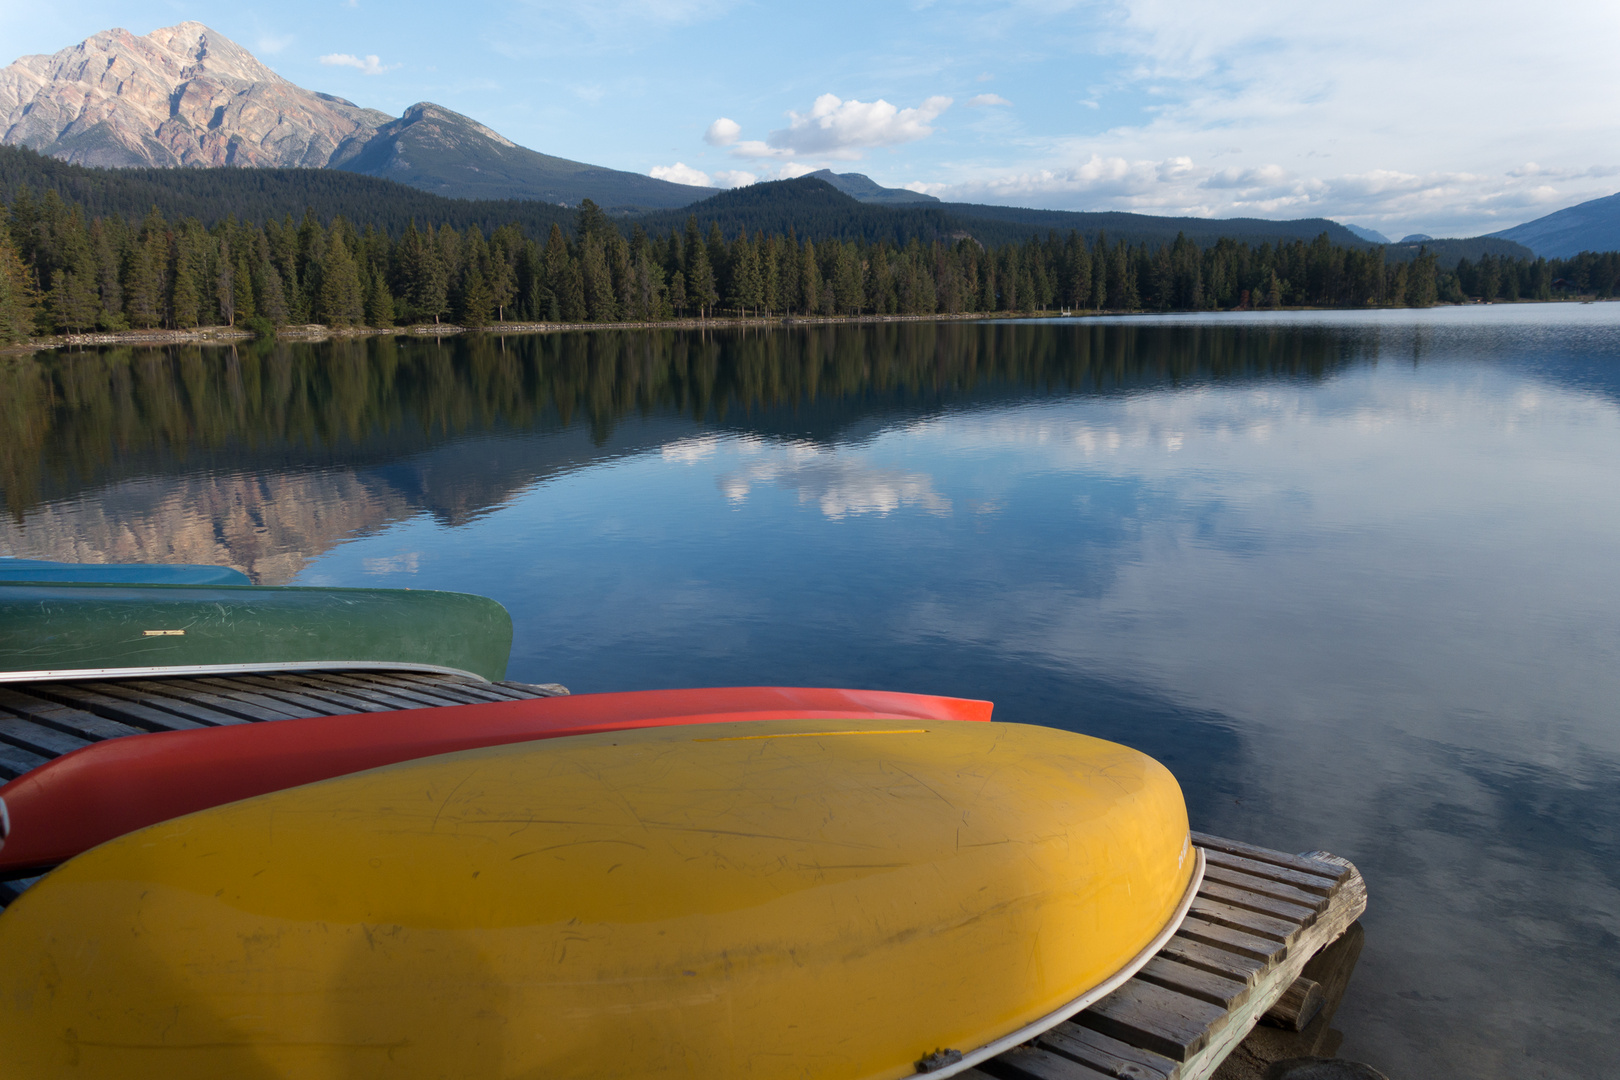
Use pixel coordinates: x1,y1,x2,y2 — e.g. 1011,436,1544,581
3,306,1618,1079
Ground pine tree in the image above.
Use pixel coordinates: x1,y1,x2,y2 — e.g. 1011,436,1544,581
318,231,365,327
580,236,617,322
0,221,40,344
799,241,821,315
212,231,234,327
687,240,717,318
233,249,257,324
575,199,610,243
366,270,395,328
831,243,863,315
457,264,494,326
728,235,762,316
668,269,687,316
250,228,289,326
88,219,126,329
400,222,449,324
123,209,169,329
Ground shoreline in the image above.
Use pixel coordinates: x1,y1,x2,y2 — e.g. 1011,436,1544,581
6,297,1609,355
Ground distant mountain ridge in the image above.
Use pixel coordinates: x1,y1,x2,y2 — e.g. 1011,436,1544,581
805,170,939,205
1487,191,1620,258
1343,224,1392,244
334,101,710,208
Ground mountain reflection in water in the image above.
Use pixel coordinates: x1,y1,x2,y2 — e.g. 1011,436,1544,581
0,321,1354,580
2,308,1618,1080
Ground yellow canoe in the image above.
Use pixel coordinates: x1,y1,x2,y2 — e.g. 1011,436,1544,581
0,717,1199,1080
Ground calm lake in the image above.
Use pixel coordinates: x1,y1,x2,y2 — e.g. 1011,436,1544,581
3,306,1618,1079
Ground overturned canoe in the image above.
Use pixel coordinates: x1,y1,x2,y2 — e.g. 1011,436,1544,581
0,717,1197,1080
0,686,993,876
0,581,513,683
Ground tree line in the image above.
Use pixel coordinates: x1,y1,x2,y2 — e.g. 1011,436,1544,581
2,185,1615,346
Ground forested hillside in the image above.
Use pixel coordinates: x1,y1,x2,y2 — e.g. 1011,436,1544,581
2,167,1616,346
0,145,574,237
1,145,1452,253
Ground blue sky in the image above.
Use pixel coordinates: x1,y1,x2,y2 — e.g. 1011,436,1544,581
5,1,1619,238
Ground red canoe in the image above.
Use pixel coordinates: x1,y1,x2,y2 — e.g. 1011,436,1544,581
0,686,991,876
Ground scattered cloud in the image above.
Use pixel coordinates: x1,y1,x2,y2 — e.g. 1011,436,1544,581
661,435,721,462
967,93,1011,107
719,449,951,521
255,33,294,55
650,162,713,186
318,52,398,75
1201,164,1290,190
742,93,953,161
362,552,420,575
730,139,795,160
648,163,755,188
704,117,741,146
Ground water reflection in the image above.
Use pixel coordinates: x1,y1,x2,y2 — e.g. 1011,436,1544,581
1,322,1362,580
3,309,1619,1080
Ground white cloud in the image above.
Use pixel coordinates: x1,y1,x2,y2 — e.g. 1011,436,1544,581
777,162,817,179
363,552,420,575
718,448,951,521
650,162,714,186
705,117,741,146
966,93,1011,107
762,93,953,160
859,0,1620,235
648,163,755,188
1201,164,1291,191
724,140,789,160
318,53,398,76
256,33,294,54
729,139,795,160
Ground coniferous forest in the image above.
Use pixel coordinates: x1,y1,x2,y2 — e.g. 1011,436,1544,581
2,176,1618,346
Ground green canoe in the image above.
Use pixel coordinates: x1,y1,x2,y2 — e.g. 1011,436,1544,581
0,581,514,684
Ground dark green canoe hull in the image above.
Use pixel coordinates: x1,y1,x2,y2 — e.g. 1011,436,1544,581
0,583,513,683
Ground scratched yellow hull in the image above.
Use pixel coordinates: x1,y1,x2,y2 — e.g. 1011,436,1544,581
0,718,1194,1080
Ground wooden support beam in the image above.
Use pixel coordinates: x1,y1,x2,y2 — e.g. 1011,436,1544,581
1261,977,1324,1032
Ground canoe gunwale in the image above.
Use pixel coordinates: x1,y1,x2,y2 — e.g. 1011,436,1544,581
0,660,493,686
928,846,1207,1078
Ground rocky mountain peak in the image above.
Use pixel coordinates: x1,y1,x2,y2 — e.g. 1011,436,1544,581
0,22,391,169
2,23,711,208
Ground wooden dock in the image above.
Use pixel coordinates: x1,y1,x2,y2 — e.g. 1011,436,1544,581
0,673,1367,1078
962,834,1366,1080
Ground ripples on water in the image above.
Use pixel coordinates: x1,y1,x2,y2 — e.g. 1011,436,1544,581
3,306,1618,1079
